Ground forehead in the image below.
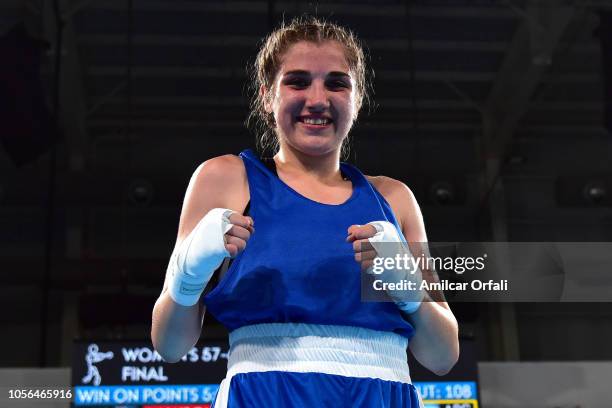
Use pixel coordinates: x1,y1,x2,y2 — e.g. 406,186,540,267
278,41,350,75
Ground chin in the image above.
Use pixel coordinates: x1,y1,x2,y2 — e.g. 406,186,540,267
292,137,341,157
278,131,336,155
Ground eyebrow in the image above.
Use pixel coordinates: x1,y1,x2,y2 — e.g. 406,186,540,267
283,70,351,79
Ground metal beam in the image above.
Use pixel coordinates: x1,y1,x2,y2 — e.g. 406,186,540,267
83,66,501,82
86,120,606,135
77,34,513,52
0,2,23,36
41,0,90,170
479,2,576,361
484,4,576,155
76,66,599,84
0,0,22,10
36,0,91,366
80,1,519,19
0,258,168,286
77,33,600,55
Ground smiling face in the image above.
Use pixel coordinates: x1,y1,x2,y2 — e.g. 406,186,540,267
264,40,358,157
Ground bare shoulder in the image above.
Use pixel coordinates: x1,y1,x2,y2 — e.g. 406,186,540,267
187,154,248,207
365,175,424,239
366,175,417,206
177,154,248,240
196,154,246,182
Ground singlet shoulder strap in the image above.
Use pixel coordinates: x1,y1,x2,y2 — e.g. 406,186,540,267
261,157,277,175
240,152,274,216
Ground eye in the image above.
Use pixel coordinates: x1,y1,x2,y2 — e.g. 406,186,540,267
327,79,350,90
284,78,310,89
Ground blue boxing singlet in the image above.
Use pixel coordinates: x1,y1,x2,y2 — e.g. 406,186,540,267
203,149,414,338
204,149,422,408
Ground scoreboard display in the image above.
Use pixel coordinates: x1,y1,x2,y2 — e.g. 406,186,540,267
414,382,479,408
72,338,479,407
411,338,480,408
72,341,227,407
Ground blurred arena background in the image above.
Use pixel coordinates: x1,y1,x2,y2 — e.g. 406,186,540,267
1,0,612,407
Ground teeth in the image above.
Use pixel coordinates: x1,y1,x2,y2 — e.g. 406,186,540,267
303,118,329,125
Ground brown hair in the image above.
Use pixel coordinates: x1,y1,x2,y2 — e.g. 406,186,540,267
246,15,371,156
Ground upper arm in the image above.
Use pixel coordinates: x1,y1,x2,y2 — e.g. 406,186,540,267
388,180,427,244
176,155,249,243
367,176,426,242
163,154,248,291
369,176,448,306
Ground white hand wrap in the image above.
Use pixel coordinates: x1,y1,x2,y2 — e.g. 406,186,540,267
367,221,424,314
167,208,234,306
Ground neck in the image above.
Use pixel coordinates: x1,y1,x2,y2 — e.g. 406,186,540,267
274,143,343,182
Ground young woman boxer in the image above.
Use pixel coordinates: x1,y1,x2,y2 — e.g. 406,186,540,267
152,16,459,408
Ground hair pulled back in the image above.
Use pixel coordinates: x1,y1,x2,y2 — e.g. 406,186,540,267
246,15,371,156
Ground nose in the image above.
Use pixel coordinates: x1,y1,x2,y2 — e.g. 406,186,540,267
305,80,330,112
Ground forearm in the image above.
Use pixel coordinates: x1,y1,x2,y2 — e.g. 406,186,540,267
151,207,237,361
406,299,459,376
151,291,204,363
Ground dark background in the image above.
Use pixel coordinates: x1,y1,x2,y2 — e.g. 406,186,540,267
1,0,611,368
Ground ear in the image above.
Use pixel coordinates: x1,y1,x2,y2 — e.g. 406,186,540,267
260,85,272,113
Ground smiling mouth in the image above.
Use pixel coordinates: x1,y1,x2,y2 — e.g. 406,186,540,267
297,116,333,126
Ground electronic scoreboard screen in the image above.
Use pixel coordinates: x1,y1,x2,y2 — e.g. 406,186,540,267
411,338,480,408
72,340,228,407
72,338,479,407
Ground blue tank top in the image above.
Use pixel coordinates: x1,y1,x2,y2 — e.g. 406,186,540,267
203,149,415,339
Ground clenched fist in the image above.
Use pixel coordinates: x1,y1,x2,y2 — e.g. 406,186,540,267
224,213,254,257
346,224,379,272
347,221,424,314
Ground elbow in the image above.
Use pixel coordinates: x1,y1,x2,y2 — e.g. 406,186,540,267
157,353,182,364
430,361,456,376
150,298,191,363
432,314,460,376
150,326,196,363
430,343,460,376
150,323,186,364
151,336,185,364
157,352,183,364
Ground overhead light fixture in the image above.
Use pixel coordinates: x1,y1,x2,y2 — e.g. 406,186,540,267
429,181,455,206
583,181,607,205
128,179,154,206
